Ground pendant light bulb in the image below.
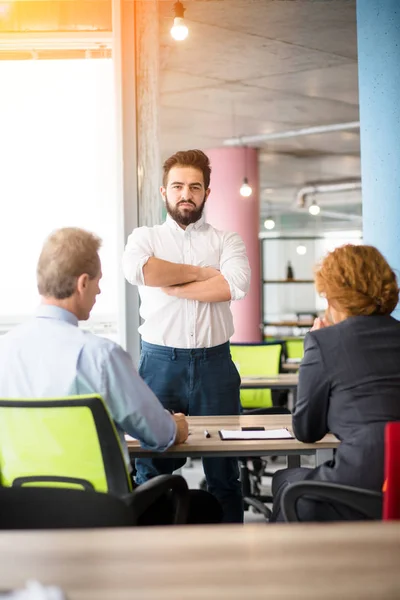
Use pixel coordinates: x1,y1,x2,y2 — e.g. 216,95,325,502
264,216,275,230
309,200,320,216
171,2,188,41
240,177,252,197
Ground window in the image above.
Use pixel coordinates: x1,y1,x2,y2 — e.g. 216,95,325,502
0,58,119,340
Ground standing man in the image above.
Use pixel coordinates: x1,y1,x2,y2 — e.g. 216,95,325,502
123,149,251,522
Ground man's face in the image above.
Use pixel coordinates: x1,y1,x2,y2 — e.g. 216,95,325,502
161,166,210,227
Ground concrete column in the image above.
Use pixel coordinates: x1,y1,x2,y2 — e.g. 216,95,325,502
135,0,162,226
357,0,400,316
112,0,140,363
206,147,261,342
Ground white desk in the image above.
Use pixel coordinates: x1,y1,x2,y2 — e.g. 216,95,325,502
0,522,399,599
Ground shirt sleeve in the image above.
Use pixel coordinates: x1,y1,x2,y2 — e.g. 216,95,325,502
219,232,251,301
103,344,177,452
122,227,154,287
292,332,330,443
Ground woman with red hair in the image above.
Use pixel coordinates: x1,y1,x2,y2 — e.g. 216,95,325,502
271,244,400,522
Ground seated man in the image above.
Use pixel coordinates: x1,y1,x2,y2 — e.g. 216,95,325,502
0,227,221,525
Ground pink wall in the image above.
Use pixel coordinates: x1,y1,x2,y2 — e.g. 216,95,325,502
205,147,261,342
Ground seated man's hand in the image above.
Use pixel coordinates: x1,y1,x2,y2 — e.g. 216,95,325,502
173,413,189,444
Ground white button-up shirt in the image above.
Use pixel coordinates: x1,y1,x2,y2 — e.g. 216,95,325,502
123,215,251,349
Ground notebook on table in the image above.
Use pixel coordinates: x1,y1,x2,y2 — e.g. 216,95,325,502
218,428,294,441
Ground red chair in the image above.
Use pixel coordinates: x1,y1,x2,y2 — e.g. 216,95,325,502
281,421,400,522
383,421,400,520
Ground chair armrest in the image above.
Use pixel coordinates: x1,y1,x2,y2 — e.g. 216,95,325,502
281,481,383,522
127,474,189,525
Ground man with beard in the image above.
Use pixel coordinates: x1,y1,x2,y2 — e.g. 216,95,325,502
123,149,251,523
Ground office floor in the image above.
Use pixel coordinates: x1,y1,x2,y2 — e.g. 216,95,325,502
181,456,314,524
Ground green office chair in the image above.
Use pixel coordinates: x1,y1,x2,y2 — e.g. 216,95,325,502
230,343,282,409
0,394,189,525
285,339,304,361
0,394,132,494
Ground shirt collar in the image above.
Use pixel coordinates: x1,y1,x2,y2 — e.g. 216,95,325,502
36,304,79,327
165,213,206,233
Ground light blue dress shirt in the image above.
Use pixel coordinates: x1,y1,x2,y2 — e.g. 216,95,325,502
0,305,176,466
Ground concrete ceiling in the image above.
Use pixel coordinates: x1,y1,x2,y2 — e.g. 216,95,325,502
158,0,361,233
0,0,361,233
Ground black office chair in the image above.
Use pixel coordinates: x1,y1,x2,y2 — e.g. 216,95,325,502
281,481,382,522
0,475,190,529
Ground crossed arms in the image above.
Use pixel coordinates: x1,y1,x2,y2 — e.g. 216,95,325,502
143,258,231,302
122,229,251,303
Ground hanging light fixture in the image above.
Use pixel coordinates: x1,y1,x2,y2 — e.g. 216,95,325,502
264,202,275,230
264,216,275,230
170,1,189,41
240,177,252,197
309,199,320,216
239,146,252,197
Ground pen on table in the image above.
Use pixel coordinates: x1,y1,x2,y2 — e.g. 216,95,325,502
204,429,211,438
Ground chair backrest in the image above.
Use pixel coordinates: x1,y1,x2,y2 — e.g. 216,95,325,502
383,421,400,520
285,339,304,360
230,343,282,408
0,394,132,496
0,486,136,529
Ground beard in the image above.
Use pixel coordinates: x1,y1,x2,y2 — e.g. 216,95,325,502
165,194,207,227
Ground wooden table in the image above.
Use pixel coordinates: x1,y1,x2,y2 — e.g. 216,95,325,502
0,522,399,599
241,373,298,390
282,361,300,372
240,373,299,409
127,414,338,468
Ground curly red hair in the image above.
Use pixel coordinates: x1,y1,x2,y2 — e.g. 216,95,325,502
315,244,399,316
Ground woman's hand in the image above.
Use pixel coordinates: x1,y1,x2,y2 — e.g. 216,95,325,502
310,317,328,331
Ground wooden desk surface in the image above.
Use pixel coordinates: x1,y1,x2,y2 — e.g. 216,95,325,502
241,374,298,389
0,522,399,599
282,362,300,372
126,414,338,458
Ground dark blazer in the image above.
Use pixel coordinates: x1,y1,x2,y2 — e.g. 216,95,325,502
294,315,400,491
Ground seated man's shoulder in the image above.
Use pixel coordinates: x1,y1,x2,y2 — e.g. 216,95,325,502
81,330,122,357
0,318,37,344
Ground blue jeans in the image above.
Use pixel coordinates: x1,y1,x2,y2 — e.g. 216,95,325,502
136,341,244,523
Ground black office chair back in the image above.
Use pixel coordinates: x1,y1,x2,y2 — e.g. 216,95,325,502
0,486,136,529
281,481,383,522
0,474,190,529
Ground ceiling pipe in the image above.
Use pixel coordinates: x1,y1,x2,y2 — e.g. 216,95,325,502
309,208,361,223
262,204,362,224
295,180,362,208
223,121,360,147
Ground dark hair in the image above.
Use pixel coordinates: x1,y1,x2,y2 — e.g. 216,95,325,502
162,150,211,189
315,244,399,316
